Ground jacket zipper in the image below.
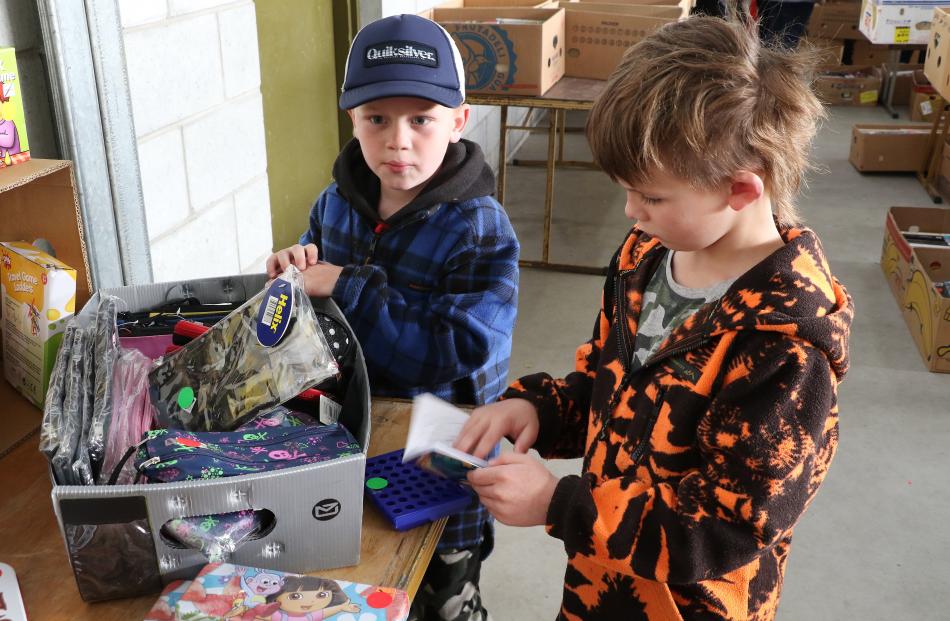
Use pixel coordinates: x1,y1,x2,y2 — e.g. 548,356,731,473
630,387,666,465
362,207,437,266
363,222,390,265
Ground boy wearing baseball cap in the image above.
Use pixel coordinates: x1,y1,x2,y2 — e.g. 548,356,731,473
267,14,519,621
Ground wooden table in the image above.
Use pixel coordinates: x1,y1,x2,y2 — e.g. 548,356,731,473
469,77,608,275
0,395,443,620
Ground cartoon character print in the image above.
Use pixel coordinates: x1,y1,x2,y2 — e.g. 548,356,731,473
505,225,853,621
257,576,360,621
27,299,40,336
225,567,285,620
179,573,246,618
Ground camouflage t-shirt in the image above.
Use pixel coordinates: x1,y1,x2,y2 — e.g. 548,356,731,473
632,251,736,369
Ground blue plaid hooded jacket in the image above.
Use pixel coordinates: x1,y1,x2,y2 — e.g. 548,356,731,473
300,138,519,550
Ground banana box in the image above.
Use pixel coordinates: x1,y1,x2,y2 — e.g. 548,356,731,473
880,207,950,373
1,241,76,407
902,247,950,373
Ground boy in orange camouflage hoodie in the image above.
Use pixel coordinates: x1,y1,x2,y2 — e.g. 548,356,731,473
454,16,854,621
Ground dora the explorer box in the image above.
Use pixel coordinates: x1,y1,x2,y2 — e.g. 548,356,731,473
0,47,30,168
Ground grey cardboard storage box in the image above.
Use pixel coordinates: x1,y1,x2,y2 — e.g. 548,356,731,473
49,274,371,602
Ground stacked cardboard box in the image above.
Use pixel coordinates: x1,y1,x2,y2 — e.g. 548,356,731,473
810,37,846,65
432,7,567,96
909,69,941,121
557,1,684,80
815,65,883,105
924,6,950,100
881,62,924,105
880,206,950,373
808,2,864,40
849,122,933,171
860,0,946,45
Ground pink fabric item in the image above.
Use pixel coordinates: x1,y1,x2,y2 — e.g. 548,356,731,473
119,334,175,360
98,348,157,484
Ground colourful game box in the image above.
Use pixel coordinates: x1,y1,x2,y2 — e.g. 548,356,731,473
171,562,409,621
1,241,76,407
0,47,30,168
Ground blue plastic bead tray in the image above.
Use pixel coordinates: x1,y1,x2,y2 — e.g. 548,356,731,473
364,449,474,531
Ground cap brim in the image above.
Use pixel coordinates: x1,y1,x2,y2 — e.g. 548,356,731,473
340,79,464,110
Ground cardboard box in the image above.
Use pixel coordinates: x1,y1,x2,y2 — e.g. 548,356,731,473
881,206,950,372
0,160,91,308
809,37,845,65
924,6,950,100
430,0,556,9
849,122,932,171
0,242,76,408
881,61,924,105
909,69,940,120
851,40,902,64
860,0,942,44
557,2,681,79
50,273,373,601
0,47,31,168
808,2,863,40
562,0,691,11
903,245,950,371
433,7,566,96
937,139,950,195
815,65,883,105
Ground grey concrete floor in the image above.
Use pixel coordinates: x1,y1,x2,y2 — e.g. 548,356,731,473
478,106,950,619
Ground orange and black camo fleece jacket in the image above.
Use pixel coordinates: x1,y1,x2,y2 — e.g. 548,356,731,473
501,225,853,621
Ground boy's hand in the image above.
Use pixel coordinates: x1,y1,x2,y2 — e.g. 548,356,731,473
467,452,558,527
266,243,319,278
454,398,539,459
299,262,344,297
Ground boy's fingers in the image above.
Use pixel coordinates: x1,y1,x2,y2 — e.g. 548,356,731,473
304,244,319,265
474,434,503,460
513,430,533,454
265,255,279,278
277,252,292,272
291,245,308,270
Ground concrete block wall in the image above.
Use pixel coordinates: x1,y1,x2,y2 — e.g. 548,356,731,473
119,0,273,283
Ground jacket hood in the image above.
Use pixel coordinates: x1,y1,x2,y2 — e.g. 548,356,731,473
332,137,496,227
619,226,854,380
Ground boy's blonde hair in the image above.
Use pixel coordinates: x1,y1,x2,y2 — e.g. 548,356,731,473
586,16,824,226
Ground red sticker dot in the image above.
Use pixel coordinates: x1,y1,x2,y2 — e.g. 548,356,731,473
366,590,393,608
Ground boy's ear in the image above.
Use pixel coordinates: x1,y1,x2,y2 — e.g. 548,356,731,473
727,171,765,212
346,109,356,136
450,104,470,143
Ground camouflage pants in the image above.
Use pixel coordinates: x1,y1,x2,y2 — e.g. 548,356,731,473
408,543,492,621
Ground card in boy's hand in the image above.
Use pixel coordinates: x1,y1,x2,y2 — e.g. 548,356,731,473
403,393,488,481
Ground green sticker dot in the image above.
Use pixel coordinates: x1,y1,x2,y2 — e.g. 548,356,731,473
366,477,388,491
177,387,196,409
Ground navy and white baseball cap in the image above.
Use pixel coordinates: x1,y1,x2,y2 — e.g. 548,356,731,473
340,14,466,110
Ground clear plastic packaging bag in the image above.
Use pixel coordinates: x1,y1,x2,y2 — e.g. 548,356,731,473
98,347,157,485
70,325,96,485
160,509,267,563
42,295,124,485
50,326,86,484
148,267,339,431
40,324,76,467
88,295,119,477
